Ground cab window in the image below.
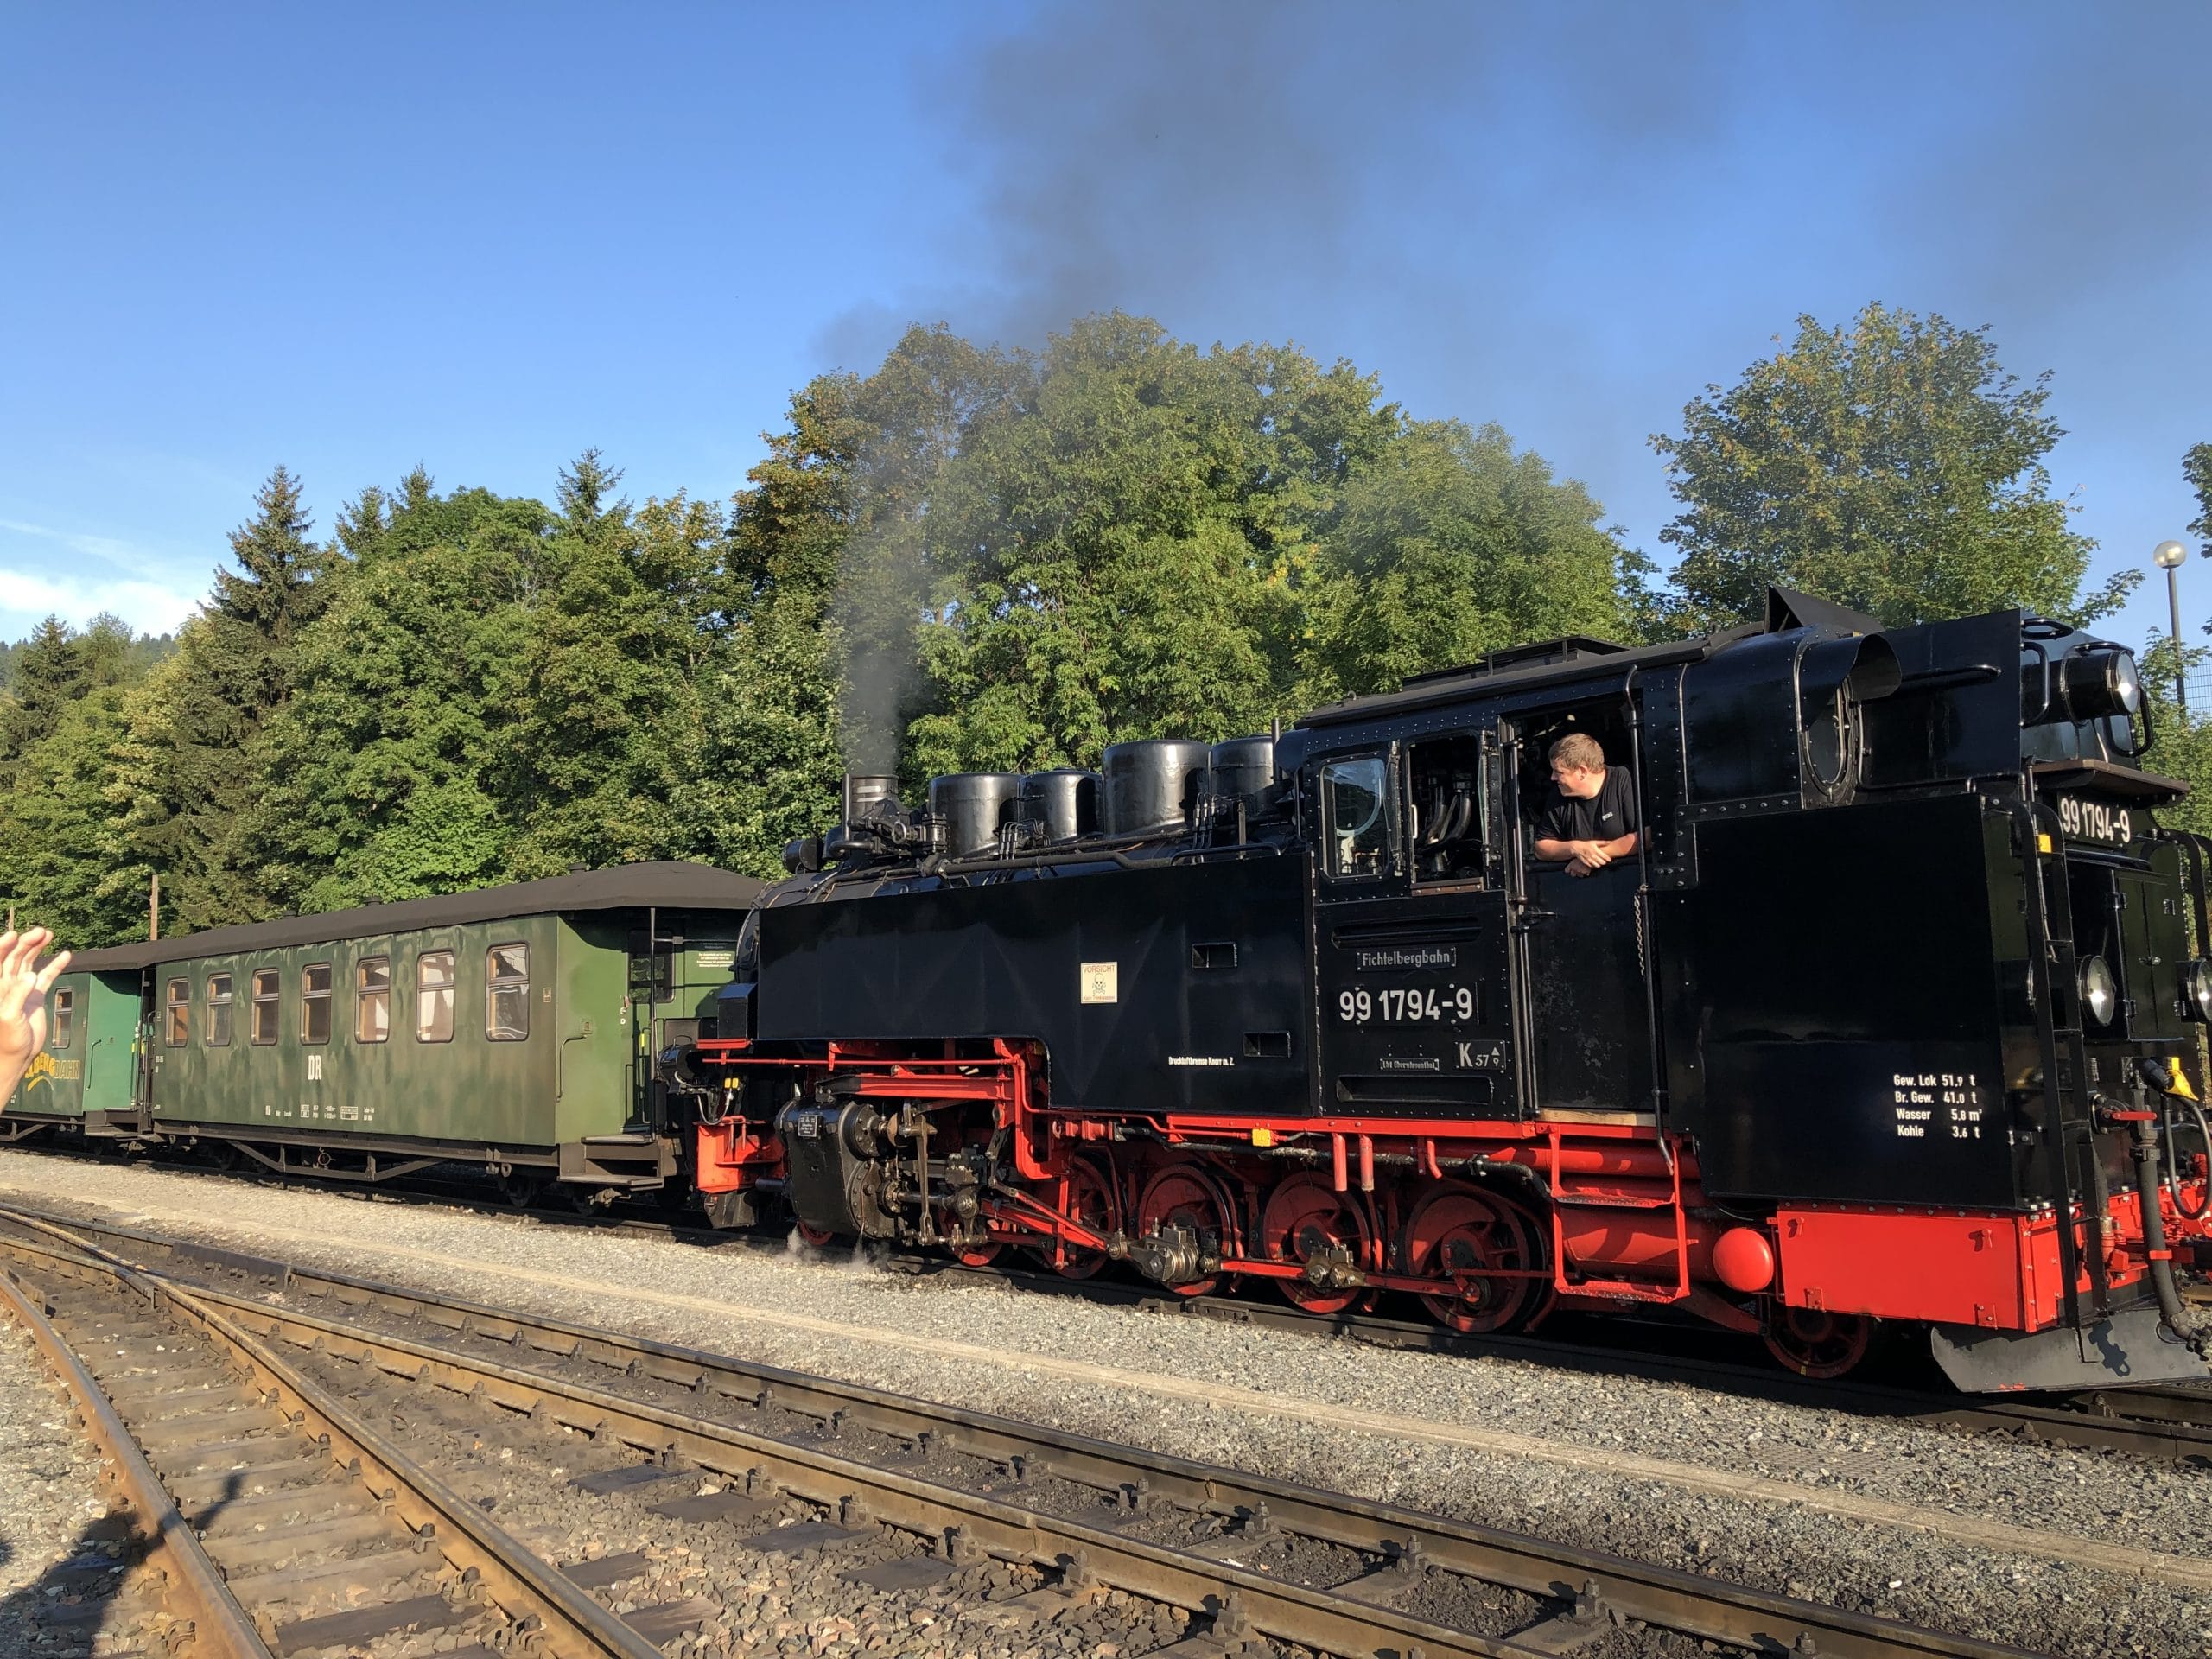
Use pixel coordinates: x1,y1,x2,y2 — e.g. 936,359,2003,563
416,951,454,1043
251,969,280,1045
1409,734,1486,885
205,975,233,1047
164,979,189,1047
356,957,390,1043
301,963,332,1045
1322,755,1393,879
51,989,74,1049
486,944,529,1041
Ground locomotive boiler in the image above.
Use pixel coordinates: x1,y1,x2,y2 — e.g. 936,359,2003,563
684,587,2212,1389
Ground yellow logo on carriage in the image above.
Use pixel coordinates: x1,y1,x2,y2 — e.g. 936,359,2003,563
19,1052,58,1095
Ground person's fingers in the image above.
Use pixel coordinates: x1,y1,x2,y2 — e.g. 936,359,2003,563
0,928,54,995
32,951,72,994
17,927,52,969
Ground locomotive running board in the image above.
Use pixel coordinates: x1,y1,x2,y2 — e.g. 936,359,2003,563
1930,1306,2211,1391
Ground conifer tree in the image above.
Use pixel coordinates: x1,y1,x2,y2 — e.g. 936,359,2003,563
497,453,731,874
117,466,335,931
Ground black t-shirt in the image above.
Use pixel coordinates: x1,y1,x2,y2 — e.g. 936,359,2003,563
1534,766,1638,848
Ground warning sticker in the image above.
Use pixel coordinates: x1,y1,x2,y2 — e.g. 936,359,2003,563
1080,962,1119,1004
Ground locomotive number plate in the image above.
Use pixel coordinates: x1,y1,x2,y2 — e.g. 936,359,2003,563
1337,984,1475,1025
2055,793,2136,848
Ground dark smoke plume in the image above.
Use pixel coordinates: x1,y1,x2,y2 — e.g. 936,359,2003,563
818,0,2212,729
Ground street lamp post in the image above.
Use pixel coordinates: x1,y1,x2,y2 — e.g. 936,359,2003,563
2156,539,2190,715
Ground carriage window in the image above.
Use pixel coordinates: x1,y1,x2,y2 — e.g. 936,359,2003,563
1322,755,1393,879
416,951,454,1043
251,970,280,1045
205,975,232,1047
355,957,390,1043
1410,734,1486,885
50,989,73,1049
301,963,332,1045
165,979,189,1047
486,944,529,1040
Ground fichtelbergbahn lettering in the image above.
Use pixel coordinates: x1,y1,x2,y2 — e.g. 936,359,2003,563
13,588,2212,1391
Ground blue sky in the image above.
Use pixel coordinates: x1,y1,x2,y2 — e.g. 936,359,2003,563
3,2,2208,652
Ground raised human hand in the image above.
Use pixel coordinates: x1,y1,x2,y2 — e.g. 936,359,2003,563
0,928,71,1099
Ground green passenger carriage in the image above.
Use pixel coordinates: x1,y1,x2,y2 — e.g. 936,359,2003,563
4,863,760,1199
0,963,142,1136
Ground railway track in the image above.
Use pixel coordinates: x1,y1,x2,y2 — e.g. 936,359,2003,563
264,1183,2212,1468
302,1178,2212,1467
0,1200,2049,1659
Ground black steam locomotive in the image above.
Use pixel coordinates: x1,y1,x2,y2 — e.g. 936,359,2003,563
687,586,2212,1390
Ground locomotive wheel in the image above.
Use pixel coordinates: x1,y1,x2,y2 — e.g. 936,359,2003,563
1033,1156,1119,1280
1258,1173,1376,1315
1764,1306,1873,1378
792,1217,840,1250
1134,1161,1237,1297
1402,1181,1545,1335
933,1205,1002,1267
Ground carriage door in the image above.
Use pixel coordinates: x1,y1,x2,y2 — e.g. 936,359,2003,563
1502,706,1657,1119
1312,728,1521,1117
626,940,672,1130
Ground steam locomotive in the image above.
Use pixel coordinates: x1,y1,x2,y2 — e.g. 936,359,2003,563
683,587,2212,1390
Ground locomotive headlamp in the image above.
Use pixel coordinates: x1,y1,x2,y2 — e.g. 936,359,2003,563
2186,960,2212,1024
2081,955,2120,1027
2057,647,2145,721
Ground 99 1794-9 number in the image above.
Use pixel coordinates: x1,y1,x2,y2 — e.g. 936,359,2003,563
1338,985,1475,1024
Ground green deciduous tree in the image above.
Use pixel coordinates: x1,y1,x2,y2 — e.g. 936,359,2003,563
1647,303,2133,632
0,687,149,943
1298,420,1629,702
907,315,1401,772
2186,442,2212,561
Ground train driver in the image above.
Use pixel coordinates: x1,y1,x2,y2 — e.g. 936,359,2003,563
1530,734,1638,879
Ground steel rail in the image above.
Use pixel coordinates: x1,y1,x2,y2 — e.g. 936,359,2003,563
0,1203,2038,1659
0,1209,659,1659
0,1268,274,1658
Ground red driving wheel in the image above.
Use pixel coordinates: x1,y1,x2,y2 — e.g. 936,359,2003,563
1134,1161,1238,1297
936,1206,1001,1268
1402,1180,1546,1335
1258,1173,1376,1315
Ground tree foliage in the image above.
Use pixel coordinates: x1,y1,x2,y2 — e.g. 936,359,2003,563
2187,442,2212,561
1645,303,2135,632
10,308,2161,947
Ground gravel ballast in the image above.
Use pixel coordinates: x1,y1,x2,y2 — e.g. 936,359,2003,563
2,1149,2209,1656
0,1311,125,1656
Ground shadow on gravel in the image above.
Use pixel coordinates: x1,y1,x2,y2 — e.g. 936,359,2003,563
0,1471,246,1654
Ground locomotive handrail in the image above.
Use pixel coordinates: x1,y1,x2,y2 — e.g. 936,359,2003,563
2004,794,2094,1332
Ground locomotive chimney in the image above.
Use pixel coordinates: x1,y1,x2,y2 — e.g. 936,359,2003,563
842,772,900,823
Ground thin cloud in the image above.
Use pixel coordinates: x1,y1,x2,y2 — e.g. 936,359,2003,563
0,567,200,636
0,517,173,569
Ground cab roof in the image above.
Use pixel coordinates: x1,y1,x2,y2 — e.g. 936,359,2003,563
1294,586,1876,733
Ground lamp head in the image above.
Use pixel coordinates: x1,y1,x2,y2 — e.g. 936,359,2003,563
2155,539,2188,569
